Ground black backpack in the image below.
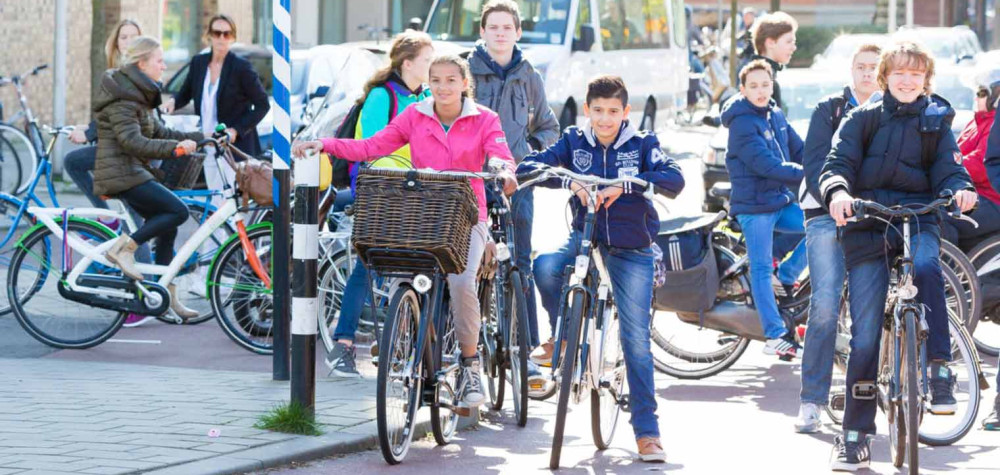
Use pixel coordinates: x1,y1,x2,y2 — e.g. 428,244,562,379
329,84,398,189
832,94,941,170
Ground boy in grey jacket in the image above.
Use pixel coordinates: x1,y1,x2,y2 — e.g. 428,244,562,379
469,0,560,393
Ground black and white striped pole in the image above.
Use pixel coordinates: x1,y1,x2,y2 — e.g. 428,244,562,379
290,149,320,413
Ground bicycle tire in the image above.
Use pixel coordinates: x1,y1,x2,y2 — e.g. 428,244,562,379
159,201,237,325
509,270,530,427
430,298,460,445
0,123,30,194
965,234,1000,356
318,250,351,354
8,219,124,348
550,289,586,470
941,264,973,335
918,314,982,446
0,193,36,316
939,240,980,335
480,277,505,411
591,304,624,450
903,309,920,474
651,244,750,379
376,286,423,465
208,223,273,354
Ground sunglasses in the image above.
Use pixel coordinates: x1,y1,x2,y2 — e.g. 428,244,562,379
210,29,233,39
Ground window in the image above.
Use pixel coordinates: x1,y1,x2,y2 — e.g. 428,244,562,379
573,0,592,49
426,0,570,45
596,0,670,50
671,0,686,48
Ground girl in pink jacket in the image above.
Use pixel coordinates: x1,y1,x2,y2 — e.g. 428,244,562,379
293,55,517,409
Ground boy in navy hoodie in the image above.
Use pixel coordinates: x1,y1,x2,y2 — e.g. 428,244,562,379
518,75,684,462
721,59,806,360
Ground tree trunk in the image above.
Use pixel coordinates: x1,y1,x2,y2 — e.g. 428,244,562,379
90,0,122,121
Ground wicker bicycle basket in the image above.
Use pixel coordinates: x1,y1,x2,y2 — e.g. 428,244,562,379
351,168,479,275
159,153,204,190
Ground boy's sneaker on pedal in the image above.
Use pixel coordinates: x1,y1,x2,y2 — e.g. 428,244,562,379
982,394,1000,430
530,338,554,366
459,355,485,408
794,402,822,433
929,360,957,415
326,342,361,378
830,431,871,472
763,332,800,360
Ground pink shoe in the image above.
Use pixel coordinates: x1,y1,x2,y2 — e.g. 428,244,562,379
122,313,154,328
97,217,121,232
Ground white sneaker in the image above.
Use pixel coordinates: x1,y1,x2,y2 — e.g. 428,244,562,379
460,357,485,408
763,334,800,359
794,402,822,433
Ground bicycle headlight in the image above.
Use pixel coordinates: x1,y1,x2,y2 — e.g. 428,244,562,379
413,274,432,294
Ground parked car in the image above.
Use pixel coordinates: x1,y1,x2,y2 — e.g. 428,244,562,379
424,0,691,131
810,33,889,74
893,25,982,66
291,45,385,136
161,44,274,153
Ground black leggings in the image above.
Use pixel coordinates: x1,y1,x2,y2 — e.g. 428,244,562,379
118,180,189,266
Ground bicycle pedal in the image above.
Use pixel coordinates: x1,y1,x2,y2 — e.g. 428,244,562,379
453,406,472,417
618,394,631,412
830,393,846,411
778,354,794,362
371,356,379,367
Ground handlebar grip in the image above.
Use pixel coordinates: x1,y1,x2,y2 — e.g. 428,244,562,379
651,184,677,199
172,146,188,157
33,64,49,74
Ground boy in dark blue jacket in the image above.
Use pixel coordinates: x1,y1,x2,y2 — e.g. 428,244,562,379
722,59,806,359
517,75,684,462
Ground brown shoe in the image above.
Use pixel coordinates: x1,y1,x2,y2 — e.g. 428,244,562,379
105,235,142,281
637,437,666,463
168,283,199,321
530,338,555,366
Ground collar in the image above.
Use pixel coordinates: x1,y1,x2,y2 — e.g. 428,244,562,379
414,96,480,121
386,71,424,97
581,120,638,150
882,91,926,117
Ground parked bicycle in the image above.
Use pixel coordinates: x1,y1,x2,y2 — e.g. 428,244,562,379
0,63,50,194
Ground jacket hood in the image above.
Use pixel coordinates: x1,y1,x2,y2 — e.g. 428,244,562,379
413,96,481,121
975,109,996,124
93,64,163,114
580,120,639,150
720,95,775,127
470,41,526,79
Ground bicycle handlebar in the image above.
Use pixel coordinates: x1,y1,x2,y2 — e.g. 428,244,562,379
848,197,979,229
0,64,49,86
516,162,676,200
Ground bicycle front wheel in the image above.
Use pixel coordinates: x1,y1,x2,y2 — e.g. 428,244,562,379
0,124,29,194
480,277,505,411
508,270,530,427
208,223,273,354
377,286,423,465
8,219,124,348
591,305,624,450
430,300,460,445
550,289,586,470
903,310,920,474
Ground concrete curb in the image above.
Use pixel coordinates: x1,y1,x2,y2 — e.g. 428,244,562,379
144,411,479,475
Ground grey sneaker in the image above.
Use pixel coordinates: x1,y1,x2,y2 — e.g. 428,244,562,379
794,402,822,433
327,342,360,378
460,355,485,408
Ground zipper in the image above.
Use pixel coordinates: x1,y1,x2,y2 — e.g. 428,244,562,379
602,146,611,246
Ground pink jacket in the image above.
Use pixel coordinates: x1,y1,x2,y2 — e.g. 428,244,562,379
322,97,515,222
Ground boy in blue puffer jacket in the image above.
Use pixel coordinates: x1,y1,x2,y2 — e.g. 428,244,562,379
722,59,806,360
517,75,684,462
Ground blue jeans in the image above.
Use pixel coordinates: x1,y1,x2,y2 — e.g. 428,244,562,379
842,230,950,434
511,188,540,347
800,215,846,406
535,231,660,439
735,203,808,339
118,180,189,266
333,257,370,342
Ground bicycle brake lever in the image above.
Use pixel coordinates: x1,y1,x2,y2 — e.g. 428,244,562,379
956,214,979,229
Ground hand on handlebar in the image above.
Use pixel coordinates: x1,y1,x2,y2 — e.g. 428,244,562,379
176,139,197,156
829,190,855,227
595,186,623,210
291,139,324,158
955,189,978,213
67,127,88,145
570,181,590,206
500,172,518,197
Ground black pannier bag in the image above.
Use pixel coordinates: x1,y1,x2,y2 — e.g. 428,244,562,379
652,212,725,313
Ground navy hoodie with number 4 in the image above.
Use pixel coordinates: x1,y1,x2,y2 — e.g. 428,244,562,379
517,121,685,249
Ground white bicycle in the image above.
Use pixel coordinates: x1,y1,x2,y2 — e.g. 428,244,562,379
6,130,274,352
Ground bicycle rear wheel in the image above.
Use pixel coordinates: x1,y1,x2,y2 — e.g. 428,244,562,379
377,286,423,465
480,277,505,411
918,313,982,446
965,234,1000,356
550,290,586,470
0,124,29,194
430,302,460,445
8,219,124,348
0,194,36,316
591,305,624,450
940,240,981,334
508,270,530,427
208,224,273,354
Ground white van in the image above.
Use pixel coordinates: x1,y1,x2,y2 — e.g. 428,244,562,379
424,0,690,131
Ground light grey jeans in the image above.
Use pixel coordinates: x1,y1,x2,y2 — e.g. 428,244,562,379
451,222,488,356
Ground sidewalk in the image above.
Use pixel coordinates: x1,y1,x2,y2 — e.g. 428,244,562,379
0,357,467,475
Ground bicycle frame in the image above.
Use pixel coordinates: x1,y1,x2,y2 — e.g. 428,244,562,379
0,140,61,249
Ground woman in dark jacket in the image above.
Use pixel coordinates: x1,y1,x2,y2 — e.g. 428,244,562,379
94,36,203,319
819,41,976,471
162,13,269,203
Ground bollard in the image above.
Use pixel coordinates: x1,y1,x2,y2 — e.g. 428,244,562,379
271,0,292,381
291,149,320,414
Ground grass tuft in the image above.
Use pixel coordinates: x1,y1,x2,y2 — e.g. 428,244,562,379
254,401,323,436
